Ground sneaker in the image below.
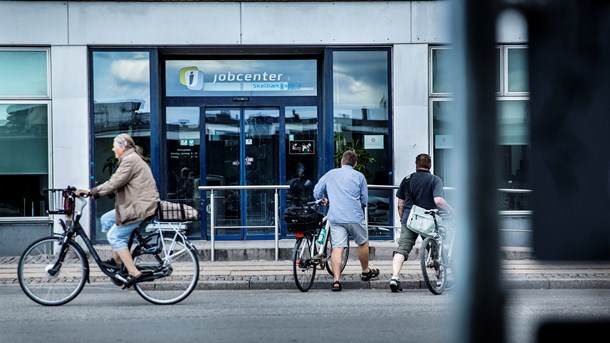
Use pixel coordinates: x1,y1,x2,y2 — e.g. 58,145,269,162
389,278,403,293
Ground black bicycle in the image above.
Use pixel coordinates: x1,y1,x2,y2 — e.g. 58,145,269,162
285,201,350,292
419,210,455,295
17,186,200,306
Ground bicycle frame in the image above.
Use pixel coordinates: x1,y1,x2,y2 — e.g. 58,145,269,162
49,196,120,282
134,222,194,265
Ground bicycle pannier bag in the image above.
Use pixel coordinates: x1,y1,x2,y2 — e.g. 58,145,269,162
406,205,441,238
284,207,323,233
158,200,198,222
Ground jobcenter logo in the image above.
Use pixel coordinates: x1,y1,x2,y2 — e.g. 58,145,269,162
179,67,204,90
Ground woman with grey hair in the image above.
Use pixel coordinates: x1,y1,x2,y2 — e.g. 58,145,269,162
77,133,160,288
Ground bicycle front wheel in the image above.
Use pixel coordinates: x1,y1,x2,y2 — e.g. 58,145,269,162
18,236,88,306
133,238,199,305
325,231,349,276
420,236,447,295
293,237,316,292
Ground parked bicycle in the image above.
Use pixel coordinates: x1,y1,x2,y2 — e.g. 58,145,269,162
18,186,200,306
285,201,349,292
419,210,455,295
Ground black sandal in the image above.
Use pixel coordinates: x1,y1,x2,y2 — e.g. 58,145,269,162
331,281,342,292
360,268,380,281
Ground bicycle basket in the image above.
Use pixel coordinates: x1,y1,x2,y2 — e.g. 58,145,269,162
44,188,75,215
158,199,200,222
284,207,323,233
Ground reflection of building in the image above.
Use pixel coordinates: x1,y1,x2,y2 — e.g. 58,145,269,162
2,104,47,136
94,101,150,135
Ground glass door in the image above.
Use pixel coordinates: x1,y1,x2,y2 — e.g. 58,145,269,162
204,107,279,239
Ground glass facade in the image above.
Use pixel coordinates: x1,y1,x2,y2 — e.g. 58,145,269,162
431,45,530,211
0,49,49,218
88,48,393,240
332,50,392,236
91,51,151,240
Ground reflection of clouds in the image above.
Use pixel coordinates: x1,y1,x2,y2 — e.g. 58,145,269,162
334,72,381,105
95,62,150,112
333,51,388,107
111,59,149,83
93,52,151,112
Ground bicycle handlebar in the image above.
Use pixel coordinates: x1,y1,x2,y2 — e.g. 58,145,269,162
44,186,88,215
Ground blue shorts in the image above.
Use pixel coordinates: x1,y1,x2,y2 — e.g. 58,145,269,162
101,209,142,251
329,221,368,248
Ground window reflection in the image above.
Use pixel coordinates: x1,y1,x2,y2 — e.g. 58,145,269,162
285,106,317,208
332,50,392,237
92,51,151,240
430,45,531,211
0,104,48,217
507,47,529,93
205,108,241,234
432,48,452,94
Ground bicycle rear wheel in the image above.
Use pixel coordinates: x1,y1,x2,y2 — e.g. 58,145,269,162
133,238,199,305
420,236,447,295
325,231,349,276
293,237,316,292
18,236,88,306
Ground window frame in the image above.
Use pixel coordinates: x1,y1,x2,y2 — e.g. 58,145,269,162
429,44,530,211
429,46,453,97
0,47,52,219
0,99,52,219
503,45,529,96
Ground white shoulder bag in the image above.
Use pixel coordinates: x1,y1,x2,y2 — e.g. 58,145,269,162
405,174,441,238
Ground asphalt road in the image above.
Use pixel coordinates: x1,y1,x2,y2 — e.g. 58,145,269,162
0,286,609,343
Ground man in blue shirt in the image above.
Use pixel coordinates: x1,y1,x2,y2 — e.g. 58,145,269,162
313,150,379,292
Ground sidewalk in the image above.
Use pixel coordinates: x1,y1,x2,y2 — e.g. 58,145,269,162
2,241,610,290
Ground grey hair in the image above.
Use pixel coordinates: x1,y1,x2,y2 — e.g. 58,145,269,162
113,133,149,161
114,133,135,148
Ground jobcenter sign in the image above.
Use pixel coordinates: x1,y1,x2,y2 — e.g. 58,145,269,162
167,59,317,97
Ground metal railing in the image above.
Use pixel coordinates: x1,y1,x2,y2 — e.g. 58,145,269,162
198,185,290,261
199,184,533,260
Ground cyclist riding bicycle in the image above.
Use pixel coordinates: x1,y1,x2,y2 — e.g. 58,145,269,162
76,133,159,288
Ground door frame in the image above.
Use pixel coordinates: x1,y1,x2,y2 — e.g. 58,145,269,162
164,97,321,240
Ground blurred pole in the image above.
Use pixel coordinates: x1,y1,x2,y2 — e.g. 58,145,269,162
451,0,506,342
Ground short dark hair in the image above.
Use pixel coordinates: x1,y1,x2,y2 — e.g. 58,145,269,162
341,150,358,167
415,153,432,170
